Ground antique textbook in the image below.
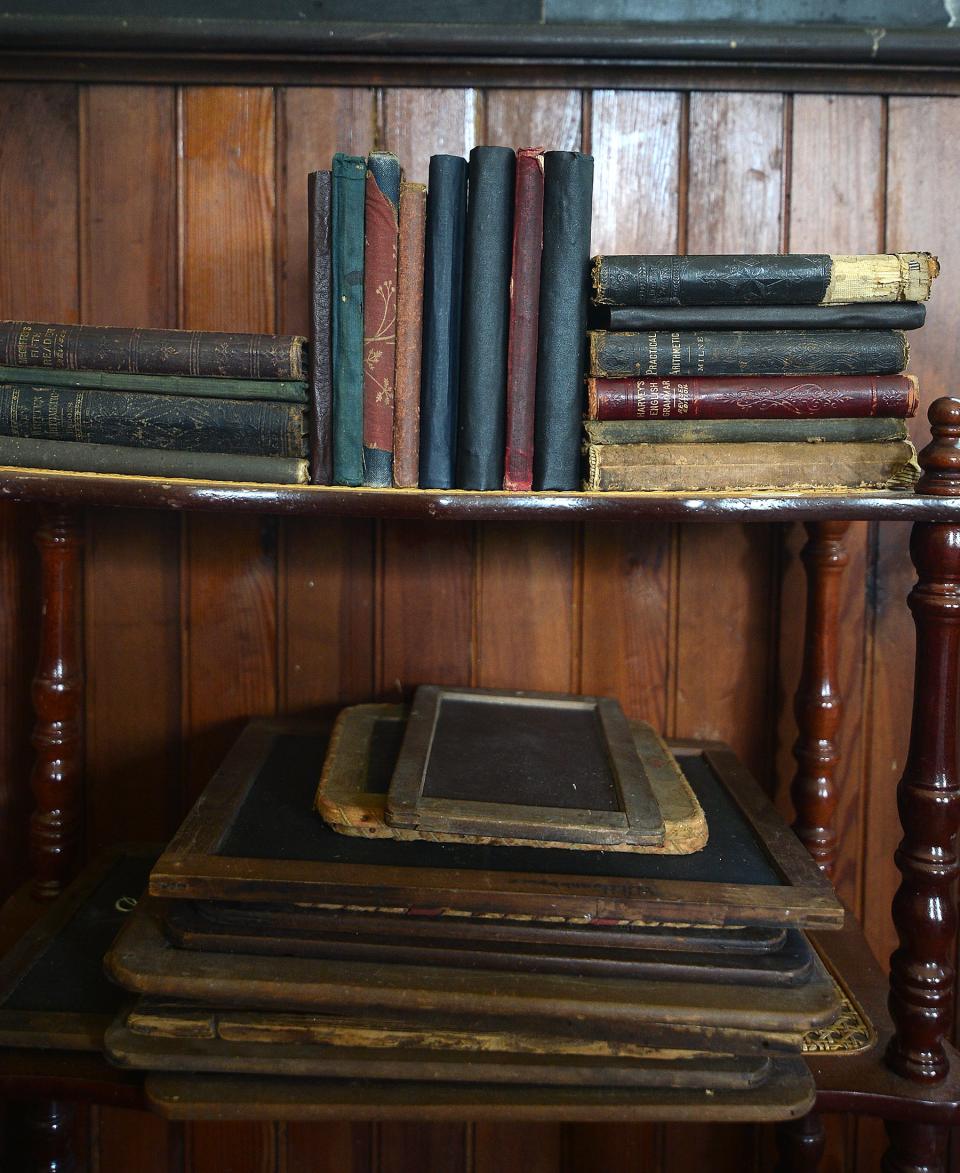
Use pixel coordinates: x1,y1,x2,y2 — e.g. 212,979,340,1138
504,147,545,492
419,154,468,489
0,321,306,379
362,152,401,487
589,331,910,379
597,303,927,332
584,418,909,446
590,253,940,307
308,169,333,484
331,153,366,486
0,436,308,483
533,150,594,490
586,374,919,421
0,385,306,457
457,146,516,491
392,182,426,488
0,366,307,402
584,439,920,492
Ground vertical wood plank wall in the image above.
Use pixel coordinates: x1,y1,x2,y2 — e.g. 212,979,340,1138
0,78,956,1171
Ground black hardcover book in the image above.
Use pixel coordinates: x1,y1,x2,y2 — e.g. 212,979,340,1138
308,170,333,485
420,155,469,490
457,146,516,490
597,303,927,332
589,330,909,379
533,151,594,491
590,252,938,307
0,385,306,457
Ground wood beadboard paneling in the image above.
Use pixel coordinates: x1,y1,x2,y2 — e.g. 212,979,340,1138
0,78,951,1173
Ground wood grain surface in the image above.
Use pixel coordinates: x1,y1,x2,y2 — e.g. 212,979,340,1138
0,77,951,1173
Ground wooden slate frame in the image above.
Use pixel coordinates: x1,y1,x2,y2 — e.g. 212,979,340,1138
385,686,665,846
0,845,156,1051
149,719,844,929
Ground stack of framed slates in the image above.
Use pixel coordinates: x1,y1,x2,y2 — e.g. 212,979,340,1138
91,712,862,1123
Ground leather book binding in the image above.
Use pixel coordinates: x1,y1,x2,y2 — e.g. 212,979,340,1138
598,303,927,332
419,154,468,490
362,152,401,487
503,147,544,492
457,145,516,490
393,182,427,488
591,253,939,307
308,170,333,484
589,330,909,379
0,364,307,402
533,151,594,491
0,321,306,380
0,384,306,457
586,373,919,421
584,439,920,493
584,417,909,446
331,153,366,487
0,435,309,484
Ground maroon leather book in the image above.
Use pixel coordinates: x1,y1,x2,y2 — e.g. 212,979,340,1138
503,147,544,491
586,373,919,421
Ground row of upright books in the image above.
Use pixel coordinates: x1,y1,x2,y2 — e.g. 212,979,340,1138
581,251,939,492
311,147,593,491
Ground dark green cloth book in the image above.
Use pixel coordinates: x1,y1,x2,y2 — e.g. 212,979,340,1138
533,151,594,491
0,435,308,484
0,365,307,402
332,153,367,487
457,145,515,490
589,330,909,378
583,417,909,445
0,384,306,457
419,154,468,489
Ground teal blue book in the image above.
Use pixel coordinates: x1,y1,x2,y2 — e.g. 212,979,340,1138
332,153,367,487
0,365,307,402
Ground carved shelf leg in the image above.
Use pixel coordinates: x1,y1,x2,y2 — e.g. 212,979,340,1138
791,520,850,877
29,506,84,901
885,400,960,1086
774,1111,825,1173
882,1121,948,1173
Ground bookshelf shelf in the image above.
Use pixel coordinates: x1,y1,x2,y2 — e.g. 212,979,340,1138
1,466,959,522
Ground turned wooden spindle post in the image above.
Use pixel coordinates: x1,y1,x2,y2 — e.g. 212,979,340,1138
791,519,850,877
774,1111,825,1173
885,398,960,1090
29,506,84,901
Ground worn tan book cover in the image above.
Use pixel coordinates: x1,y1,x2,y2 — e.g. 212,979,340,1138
584,439,920,493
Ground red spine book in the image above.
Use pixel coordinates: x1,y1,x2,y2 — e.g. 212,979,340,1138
586,374,919,421
503,147,544,491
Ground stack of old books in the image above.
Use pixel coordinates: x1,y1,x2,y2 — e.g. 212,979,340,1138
583,251,939,492
311,146,593,493
84,685,858,1121
0,321,310,483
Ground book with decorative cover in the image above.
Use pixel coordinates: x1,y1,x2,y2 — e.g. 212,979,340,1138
362,152,401,488
586,374,919,421
591,253,939,307
584,418,909,446
589,331,909,379
0,322,306,380
331,153,366,487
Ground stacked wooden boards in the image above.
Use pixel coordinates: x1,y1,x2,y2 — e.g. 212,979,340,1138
92,715,855,1120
